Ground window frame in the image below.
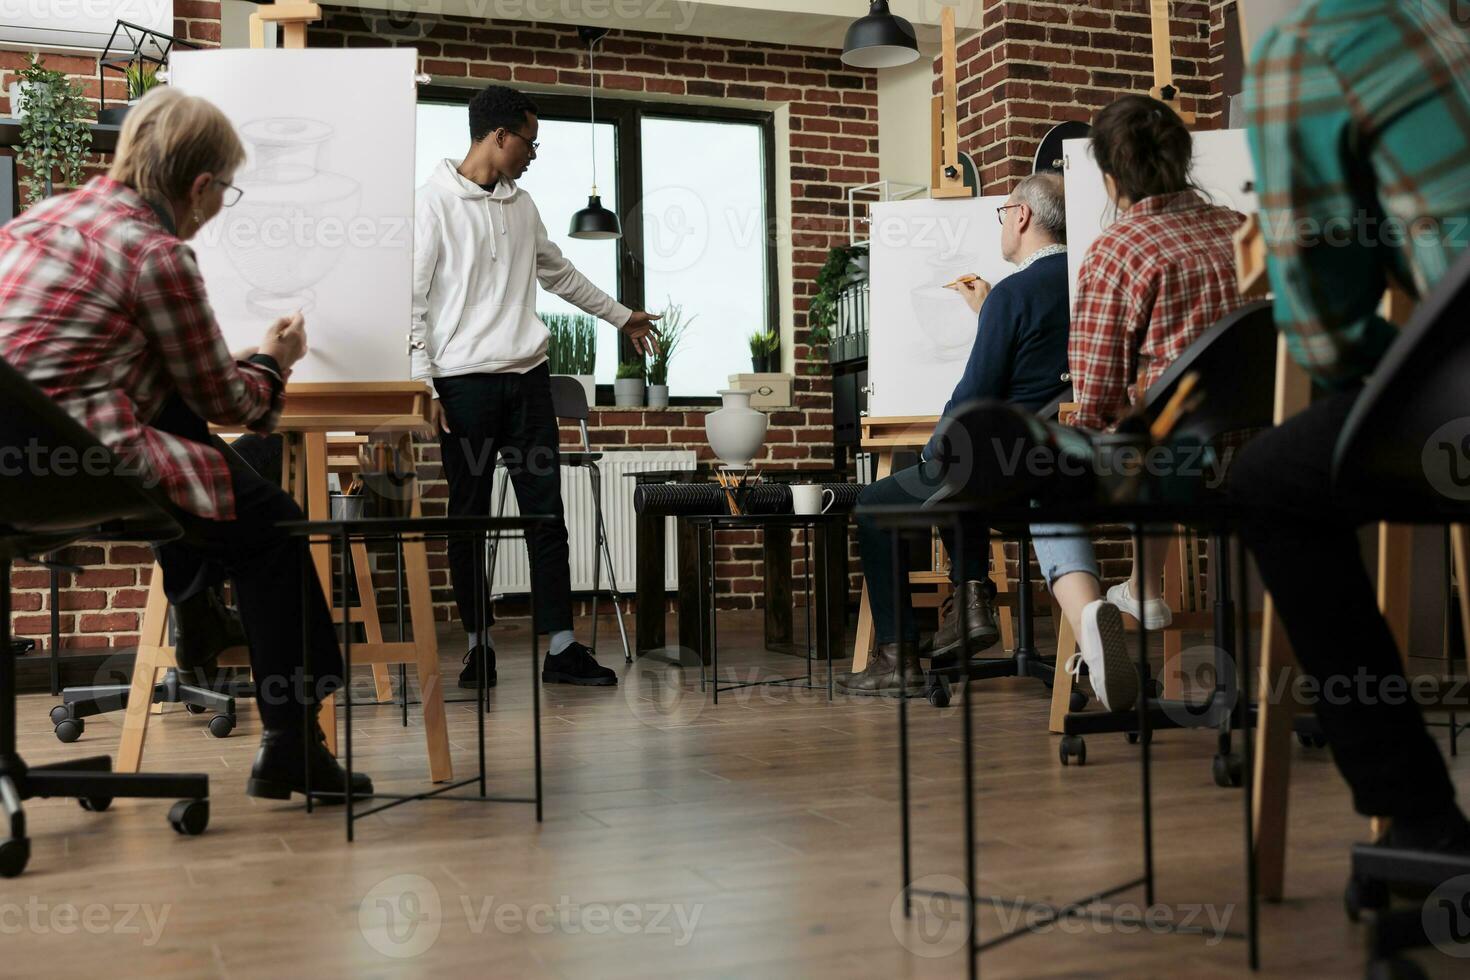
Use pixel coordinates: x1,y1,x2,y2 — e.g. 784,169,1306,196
418,85,779,407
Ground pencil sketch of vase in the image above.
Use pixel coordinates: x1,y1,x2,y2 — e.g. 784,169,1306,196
222,118,361,318
909,253,977,359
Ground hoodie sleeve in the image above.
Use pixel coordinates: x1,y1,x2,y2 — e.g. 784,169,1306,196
410,189,440,385
531,202,633,328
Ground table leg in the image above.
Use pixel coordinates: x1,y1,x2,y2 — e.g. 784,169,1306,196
635,506,667,656
764,527,794,651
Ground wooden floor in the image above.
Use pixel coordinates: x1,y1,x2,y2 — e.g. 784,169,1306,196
6,612,1467,979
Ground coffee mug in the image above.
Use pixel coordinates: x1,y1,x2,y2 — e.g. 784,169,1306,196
791,484,836,515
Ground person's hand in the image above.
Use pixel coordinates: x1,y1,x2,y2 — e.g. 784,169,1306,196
947,276,992,315
428,398,451,434
622,311,662,357
260,312,308,368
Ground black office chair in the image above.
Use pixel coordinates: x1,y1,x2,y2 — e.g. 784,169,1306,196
1332,250,1470,977
0,357,209,877
487,376,631,663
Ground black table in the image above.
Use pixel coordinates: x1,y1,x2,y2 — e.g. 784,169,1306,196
680,512,848,703
860,499,1259,977
281,515,553,842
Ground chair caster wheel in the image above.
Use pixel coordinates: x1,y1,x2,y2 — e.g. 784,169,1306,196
54,718,83,743
1126,730,1152,745
1059,735,1087,766
1146,678,1163,699
185,703,208,715
1297,732,1328,749
49,704,70,725
207,715,234,738
1366,957,1428,980
0,838,30,878
926,676,951,708
169,800,209,836
1069,690,1088,713
1212,753,1243,788
1344,874,1389,923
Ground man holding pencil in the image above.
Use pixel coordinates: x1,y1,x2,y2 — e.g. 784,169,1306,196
841,173,1073,695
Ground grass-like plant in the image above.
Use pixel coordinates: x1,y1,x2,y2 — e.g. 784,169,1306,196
543,312,598,376
647,297,695,387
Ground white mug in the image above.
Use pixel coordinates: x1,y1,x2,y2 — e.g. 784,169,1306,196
791,484,836,515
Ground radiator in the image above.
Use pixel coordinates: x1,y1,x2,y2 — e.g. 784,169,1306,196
487,450,697,595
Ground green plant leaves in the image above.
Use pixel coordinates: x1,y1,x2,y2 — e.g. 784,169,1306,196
16,54,95,207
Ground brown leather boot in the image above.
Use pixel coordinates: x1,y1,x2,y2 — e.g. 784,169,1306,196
925,581,1000,663
837,643,925,697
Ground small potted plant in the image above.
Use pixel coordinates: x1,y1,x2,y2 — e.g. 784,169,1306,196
614,359,646,408
15,54,93,207
544,311,598,407
99,62,162,126
748,330,780,373
646,298,694,410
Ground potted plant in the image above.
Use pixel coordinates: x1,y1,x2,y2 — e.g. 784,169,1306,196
807,243,868,373
15,55,93,207
614,360,646,408
544,311,598,407
646,298,694,409
99,62,163,126
748,330,779,374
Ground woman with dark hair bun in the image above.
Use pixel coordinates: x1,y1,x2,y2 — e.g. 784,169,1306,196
1033,94,1247,714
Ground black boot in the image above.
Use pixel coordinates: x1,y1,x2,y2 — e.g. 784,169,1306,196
458,644,497,690
174,587,248,670
246,711,373,803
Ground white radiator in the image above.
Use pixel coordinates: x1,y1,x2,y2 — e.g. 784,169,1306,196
487,450,696,595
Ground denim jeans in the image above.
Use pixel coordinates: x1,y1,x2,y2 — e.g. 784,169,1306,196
1031,523,1099,587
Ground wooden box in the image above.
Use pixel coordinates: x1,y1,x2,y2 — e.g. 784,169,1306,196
727,373,794,409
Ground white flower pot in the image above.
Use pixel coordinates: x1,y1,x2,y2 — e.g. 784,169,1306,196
614,378,645,407
646,384,669,409
706,389,769,466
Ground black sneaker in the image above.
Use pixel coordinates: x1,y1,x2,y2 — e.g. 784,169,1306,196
458,644,497,690
542,642,617,686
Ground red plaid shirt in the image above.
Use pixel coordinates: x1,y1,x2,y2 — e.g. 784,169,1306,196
0,177,284,520
1070,190,1247,432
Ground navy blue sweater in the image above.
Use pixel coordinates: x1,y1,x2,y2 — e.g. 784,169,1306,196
924,251,1072,460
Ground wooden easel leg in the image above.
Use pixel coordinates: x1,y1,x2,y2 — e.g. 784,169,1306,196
400,434,451,783
992,537,1015,653
850,450,894,674
1162,530,1186,701
1452,526,1470,667
1049,599,1077,734
118,569,170,772
351,539,394,702
1378,523,1414,660
1253,595,1297,903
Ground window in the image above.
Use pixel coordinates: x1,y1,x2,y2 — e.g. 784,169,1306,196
415,89,777,402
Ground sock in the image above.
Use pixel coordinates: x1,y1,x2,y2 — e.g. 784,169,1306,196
549,630,576,656
467,630,495,652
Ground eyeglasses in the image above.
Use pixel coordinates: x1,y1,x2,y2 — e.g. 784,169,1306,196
996,204,1023,225
214,178,244,208
503,129,540,153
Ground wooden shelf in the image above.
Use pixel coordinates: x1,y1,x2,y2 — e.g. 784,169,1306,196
0,117,123,154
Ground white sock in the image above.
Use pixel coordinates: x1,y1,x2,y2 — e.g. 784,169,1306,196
468,630,495,652
549,630,576,656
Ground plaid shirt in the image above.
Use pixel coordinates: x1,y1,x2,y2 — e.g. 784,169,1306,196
1245,0,1470,385
1069,191,1247,431
0,177,283,520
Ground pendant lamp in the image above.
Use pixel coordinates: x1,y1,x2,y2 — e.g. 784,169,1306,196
570,26,621,240
841,0,920,69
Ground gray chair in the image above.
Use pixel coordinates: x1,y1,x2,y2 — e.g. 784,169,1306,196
487,376,632,663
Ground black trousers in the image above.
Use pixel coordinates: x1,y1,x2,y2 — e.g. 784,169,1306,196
434,365,572,635
855,461,990,646
148,401,343,730
1229,388,1456,818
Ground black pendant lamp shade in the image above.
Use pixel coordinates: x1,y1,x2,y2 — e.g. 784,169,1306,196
841,0,919,69
571,26,623,240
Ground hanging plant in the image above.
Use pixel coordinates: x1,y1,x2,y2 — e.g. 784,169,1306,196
806,243,867,375
16,54,94,207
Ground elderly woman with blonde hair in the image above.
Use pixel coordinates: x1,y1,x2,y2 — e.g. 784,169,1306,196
0,88,368,802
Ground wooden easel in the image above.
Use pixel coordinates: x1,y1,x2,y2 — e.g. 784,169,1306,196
1149,0,1198,125
849,417,1015,673
117,10,453,784
930,5,973,200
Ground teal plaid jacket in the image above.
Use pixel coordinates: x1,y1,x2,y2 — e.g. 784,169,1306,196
1245,0,1470,386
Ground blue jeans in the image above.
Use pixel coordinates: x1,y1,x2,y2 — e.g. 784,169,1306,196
1031,523,1098,588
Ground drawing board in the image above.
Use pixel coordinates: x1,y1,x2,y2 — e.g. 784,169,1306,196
867,195,1014,418
169,49,417,383
1062,128,1260,300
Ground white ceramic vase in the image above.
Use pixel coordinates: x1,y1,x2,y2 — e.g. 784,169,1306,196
614,378,645,407
706,389,768,465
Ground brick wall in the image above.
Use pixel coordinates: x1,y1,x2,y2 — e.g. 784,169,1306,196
944,0,1223,194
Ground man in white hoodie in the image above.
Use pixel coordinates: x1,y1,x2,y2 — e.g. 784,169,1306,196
412,85,660,690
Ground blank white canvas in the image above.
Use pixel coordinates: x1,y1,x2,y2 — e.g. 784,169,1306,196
169,49,417,384
1062,129,1260,301
867,196,1014,418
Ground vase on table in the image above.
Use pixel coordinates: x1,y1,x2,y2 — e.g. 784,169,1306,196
705,389,768,466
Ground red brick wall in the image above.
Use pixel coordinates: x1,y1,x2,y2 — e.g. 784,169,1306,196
944,0,1223,194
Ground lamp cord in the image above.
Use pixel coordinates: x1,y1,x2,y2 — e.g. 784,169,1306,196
588,38,599,195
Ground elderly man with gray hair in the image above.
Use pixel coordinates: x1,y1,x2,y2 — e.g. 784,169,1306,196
841,172,1072,696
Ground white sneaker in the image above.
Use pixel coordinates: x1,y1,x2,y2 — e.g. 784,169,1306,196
1106,580,1173,630
1064,600,1138,713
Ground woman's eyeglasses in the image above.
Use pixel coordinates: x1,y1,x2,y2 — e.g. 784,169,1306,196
214,179,244,207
